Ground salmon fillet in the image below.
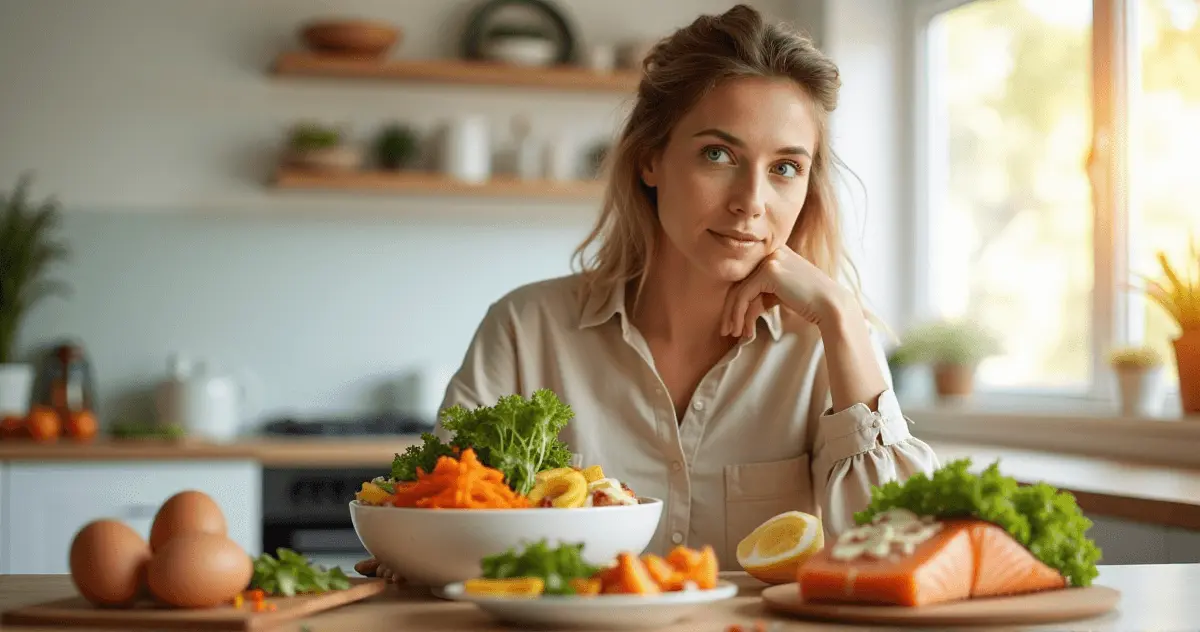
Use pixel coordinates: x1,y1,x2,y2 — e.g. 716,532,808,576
797,517,1066,607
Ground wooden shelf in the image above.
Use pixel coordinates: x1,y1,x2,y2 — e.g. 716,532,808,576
272,168,606,200
271,51,640,93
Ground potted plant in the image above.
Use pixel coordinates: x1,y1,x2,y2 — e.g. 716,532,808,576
374,123,419,171
897,319,1002,401
0,174,71,417
1140,240,1200,415
283,121,362,172
1108,346,1167,417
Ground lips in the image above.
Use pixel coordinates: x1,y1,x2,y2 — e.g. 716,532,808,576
710,229,761,243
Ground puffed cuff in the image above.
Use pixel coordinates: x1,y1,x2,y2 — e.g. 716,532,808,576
812,389,913,466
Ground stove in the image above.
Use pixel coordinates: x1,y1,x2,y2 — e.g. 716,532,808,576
259,413,435,574
260,412,435,437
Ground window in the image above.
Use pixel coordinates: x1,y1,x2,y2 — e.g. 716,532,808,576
914,0,1198,401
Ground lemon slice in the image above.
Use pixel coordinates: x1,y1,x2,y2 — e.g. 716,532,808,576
736,511,824,585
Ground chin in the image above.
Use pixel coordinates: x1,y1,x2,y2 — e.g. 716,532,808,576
706,257,758,283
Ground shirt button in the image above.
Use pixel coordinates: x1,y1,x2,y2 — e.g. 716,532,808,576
671,461,682,472
692,400,704,411
671,532,684,544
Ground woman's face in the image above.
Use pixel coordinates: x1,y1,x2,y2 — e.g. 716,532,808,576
642,76,819,283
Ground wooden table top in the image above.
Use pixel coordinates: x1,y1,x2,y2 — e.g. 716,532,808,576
1,565,1197,631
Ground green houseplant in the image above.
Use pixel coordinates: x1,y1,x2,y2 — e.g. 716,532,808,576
0,173,71,416
895,319,1002,400
374,123,419,170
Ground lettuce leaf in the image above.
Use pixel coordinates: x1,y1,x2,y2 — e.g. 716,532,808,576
439,388,574,496
853,458,1102,587
480,540,599,595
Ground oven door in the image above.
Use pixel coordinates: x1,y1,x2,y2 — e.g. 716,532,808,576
262,467,378,574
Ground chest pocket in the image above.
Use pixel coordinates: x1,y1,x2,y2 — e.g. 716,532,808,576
722,453,814,568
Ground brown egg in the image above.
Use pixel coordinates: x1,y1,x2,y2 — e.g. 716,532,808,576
146,533,253,608
68,520,152,608
149,490,228,551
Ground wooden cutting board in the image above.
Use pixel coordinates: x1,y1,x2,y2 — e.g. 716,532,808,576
761,582,1121,626
0,578,388,631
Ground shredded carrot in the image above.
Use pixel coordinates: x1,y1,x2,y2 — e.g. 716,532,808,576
244,589,265,602
385,448,531,509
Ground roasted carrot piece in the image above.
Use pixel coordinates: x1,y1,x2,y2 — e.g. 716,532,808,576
642,554,687,591
691,545,719,590
610,552,661,595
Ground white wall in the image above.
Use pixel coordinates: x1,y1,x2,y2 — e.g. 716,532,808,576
0,0,819,427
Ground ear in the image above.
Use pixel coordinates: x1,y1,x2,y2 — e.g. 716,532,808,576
640,154,660,188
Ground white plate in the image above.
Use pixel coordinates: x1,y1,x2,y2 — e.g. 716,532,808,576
442,580,740,629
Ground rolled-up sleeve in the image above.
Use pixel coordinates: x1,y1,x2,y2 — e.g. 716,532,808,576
808,333,940,538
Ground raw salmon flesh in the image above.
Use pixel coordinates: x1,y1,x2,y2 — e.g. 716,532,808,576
798,516,1067,607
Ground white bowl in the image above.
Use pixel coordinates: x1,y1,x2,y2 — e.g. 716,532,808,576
349,497,664,587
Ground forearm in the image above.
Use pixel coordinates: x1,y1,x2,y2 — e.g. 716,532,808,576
816,291,890,413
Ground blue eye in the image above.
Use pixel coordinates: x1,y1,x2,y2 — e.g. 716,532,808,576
703,147,732,163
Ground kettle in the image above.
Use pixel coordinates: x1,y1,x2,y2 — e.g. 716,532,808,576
155,354,257,442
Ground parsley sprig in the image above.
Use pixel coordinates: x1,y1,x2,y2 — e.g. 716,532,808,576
250,548,351,597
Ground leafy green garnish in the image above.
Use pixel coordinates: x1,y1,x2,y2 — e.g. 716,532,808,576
481,540,600,595
250,548,351,597
439,388,575,496
390,432,457,481
854,458,1103,588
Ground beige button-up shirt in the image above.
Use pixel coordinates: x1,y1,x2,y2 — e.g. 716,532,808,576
435,274,939,569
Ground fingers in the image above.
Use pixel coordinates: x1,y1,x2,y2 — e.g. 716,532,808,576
354,558,380,577
742,296,765,339
729,281,760,338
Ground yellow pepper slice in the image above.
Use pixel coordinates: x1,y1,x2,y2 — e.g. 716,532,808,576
535,467,576,483
355,482,391,505
463,577,545,598
581,465,605,483
529,471,589,508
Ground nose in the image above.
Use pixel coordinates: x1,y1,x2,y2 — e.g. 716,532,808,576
728,169,767,218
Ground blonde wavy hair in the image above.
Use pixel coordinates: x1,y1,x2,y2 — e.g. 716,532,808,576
572,4,870,324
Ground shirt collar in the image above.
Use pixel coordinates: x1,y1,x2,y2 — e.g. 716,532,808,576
577,279,783,342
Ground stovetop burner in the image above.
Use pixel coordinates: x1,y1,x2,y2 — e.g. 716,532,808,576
260,412,434,437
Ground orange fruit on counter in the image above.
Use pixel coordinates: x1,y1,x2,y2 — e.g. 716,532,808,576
26,406,61,442
66,409,98,441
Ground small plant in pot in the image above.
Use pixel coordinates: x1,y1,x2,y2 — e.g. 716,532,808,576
0,173,71,419
898,319,1002,401
1138,239,1200,416
1108,346,1166,417
283,121,362,172
374,123,419,171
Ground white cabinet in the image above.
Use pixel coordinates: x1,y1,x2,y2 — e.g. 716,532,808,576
1087,515,1171,565
1,460,261,574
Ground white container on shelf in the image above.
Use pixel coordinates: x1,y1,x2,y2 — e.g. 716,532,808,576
442,116,490,184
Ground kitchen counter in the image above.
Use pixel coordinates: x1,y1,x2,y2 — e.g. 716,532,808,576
3,436,1200,528
1,566,1196,631
0,436,418,467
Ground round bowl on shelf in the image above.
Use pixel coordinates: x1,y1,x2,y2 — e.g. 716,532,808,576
300,19,401,57
482,36,558,67
349,497,665,587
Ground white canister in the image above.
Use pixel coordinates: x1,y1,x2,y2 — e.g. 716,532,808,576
0,363,35,417
543,137,576,181
443,116,491,184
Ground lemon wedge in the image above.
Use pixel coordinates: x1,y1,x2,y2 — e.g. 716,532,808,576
736,511,824,585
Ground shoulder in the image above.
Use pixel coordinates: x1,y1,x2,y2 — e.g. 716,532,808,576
481,273,587,329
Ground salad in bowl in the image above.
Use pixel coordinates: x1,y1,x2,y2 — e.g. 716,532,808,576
349,389,664,587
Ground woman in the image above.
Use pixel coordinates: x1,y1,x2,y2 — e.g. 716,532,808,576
358,3,938,579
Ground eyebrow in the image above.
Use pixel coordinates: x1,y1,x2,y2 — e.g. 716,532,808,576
693,128,811,158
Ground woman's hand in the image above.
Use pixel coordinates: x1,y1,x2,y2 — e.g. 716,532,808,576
722,245,890,413
721,245,849,338
354,557,405,584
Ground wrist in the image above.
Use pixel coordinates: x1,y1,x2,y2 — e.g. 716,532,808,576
814,286,860,337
